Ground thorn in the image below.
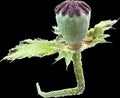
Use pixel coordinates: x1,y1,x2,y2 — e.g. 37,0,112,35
111,27,117,30
117,17,120,22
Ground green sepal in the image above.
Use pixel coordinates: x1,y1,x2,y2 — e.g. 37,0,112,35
55,51,73,69
2,39,63,61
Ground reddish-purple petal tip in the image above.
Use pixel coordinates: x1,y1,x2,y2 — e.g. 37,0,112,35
54,0,91,17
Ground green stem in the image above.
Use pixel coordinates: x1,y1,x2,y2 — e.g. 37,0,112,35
72,51,85,90
36,51,85,98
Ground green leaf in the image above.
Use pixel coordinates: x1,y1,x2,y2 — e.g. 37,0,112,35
92,37,106,43
88,19,118,44
52,26,61,35
55,51,65,62
2,39,63,61
55,51,73,69
89,19,117,37
94,20,117,36
64,51,73,67
52,26,66,43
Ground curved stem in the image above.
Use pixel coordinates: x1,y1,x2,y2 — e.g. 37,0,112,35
36,51,85,97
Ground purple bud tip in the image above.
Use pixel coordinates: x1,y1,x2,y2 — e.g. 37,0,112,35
54,0,91,17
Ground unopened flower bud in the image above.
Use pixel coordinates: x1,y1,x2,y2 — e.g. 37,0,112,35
55,0,91,46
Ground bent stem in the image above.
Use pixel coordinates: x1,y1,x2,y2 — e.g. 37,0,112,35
36,50,85,97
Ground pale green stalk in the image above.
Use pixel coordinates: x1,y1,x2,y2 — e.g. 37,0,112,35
36,50,85,97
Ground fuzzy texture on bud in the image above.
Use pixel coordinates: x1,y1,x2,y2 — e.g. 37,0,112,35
55,0,91,46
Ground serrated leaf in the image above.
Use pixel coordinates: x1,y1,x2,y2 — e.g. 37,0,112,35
52,26,61,35
2,39,63,61
64,51,73,68
92,34,111,44
88,19,117,37
102,34,110,38
55,51,65,61
52,26,66,43
88,19,118,44
55,51,73,69
92,37,106,43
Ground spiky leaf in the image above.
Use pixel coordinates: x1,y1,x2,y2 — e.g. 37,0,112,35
88,19,117,44
55,51,73,69
2,39,63,61
52,26,61,35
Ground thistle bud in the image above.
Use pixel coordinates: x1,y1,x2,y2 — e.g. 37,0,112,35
55,0,91,46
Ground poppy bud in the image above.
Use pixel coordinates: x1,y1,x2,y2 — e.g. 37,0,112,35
55,0,91,46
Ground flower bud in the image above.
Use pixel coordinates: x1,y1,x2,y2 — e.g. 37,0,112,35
54,0,91,46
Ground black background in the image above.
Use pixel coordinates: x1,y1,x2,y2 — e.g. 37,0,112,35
0,0,120,98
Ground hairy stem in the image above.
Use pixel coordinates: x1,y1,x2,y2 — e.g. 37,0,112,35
72,51,85,90
36,51,85,97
